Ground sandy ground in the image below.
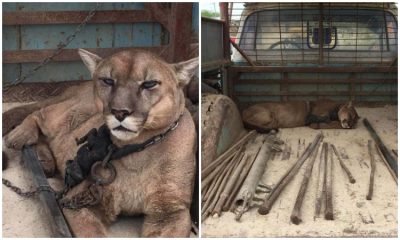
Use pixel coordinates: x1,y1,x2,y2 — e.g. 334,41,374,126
202,105,398,237
2,103,195,238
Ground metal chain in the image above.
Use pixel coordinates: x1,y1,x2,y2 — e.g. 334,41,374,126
2,178,60,198
2,177,99,210
4,3,101,91
59,183,102,210
3,116,181,210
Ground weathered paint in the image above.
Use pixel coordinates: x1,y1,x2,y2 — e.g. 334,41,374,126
3,2,198,84
201,20,225,64
234,71,396,107
4,2,145,11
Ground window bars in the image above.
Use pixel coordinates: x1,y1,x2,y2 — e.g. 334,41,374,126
229,2,397,66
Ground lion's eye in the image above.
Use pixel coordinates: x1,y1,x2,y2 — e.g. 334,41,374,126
141,80,159,89
99,77,115,86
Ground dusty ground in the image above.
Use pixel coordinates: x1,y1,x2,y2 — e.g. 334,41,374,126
202,105,398,237
2,103,195,238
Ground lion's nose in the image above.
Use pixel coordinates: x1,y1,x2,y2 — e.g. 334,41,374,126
111,109,130,122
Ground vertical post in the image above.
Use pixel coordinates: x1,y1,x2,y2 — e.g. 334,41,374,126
281,72,289,101
168,3,193,62
318,3,324,65
219,2,231,60
227,69,239,102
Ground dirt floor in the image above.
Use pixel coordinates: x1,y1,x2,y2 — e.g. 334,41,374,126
2,103,195,238
202,105,398,237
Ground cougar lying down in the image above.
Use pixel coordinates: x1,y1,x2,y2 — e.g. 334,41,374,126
242,100,359,132
4,49,198,237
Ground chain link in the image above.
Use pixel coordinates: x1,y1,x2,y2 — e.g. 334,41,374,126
59,183,102,210
2,178,59,198
4,3,101,91
3,115,182,210
2,177,100,210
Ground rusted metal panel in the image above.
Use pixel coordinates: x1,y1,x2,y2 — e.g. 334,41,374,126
231,69,397,104
6,2,145,12
19,62,91,82
235,79,397,84
2,2,197,85
168,3,193,62
3,10,158,25
192,3,199,37
3,47,166,63
235,91,397,96
3,26,19,51
229,66,398,73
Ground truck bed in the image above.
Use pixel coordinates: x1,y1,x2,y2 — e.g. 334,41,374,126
202,105,397,237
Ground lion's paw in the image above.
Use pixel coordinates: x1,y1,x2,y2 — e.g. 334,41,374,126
4,124,38,150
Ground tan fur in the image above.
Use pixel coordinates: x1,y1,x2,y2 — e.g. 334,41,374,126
4,49,198,237
242,100,359,131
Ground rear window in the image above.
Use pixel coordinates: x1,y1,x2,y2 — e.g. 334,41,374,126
237,9,397,65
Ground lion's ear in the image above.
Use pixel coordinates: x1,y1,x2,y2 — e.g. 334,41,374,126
171,57,198,87
78,49,102,77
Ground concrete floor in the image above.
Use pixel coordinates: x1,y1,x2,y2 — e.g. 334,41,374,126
202,105,398,237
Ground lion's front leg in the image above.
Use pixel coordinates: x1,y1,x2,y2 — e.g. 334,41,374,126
308,121,342,129
142,207,191,237
4,112,41,149
62,208,108,237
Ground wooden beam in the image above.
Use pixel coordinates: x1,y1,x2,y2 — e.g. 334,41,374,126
235,91,397,96
3,10,158,25
229,66,398,73
3,47,167,63
234,79,397,84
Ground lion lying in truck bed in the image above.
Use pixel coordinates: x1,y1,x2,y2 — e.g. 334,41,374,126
242,100,359,132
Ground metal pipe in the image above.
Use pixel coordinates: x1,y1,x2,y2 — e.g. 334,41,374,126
363,119,397,177
331,144,356,184
314,142,327,218
234,139,274,221
366,140,376,200
324,143,334,220
258,133,323,215
290,142,320,224
202,130,256,179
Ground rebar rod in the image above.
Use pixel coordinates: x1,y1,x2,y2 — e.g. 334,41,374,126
331,144,356,184
314,142,327,218
202,130,256,179
324,144,334,220
290,143,320,224
258,133,323,215
366,140,376,200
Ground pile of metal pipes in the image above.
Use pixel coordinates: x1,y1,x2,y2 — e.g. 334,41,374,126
201,130,283,221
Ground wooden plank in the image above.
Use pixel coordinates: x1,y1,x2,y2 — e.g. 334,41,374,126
3,47,167,63
235,91,397,96
229,66,398,73
22,146,72,237
234,79,397,84
3,10,158,25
